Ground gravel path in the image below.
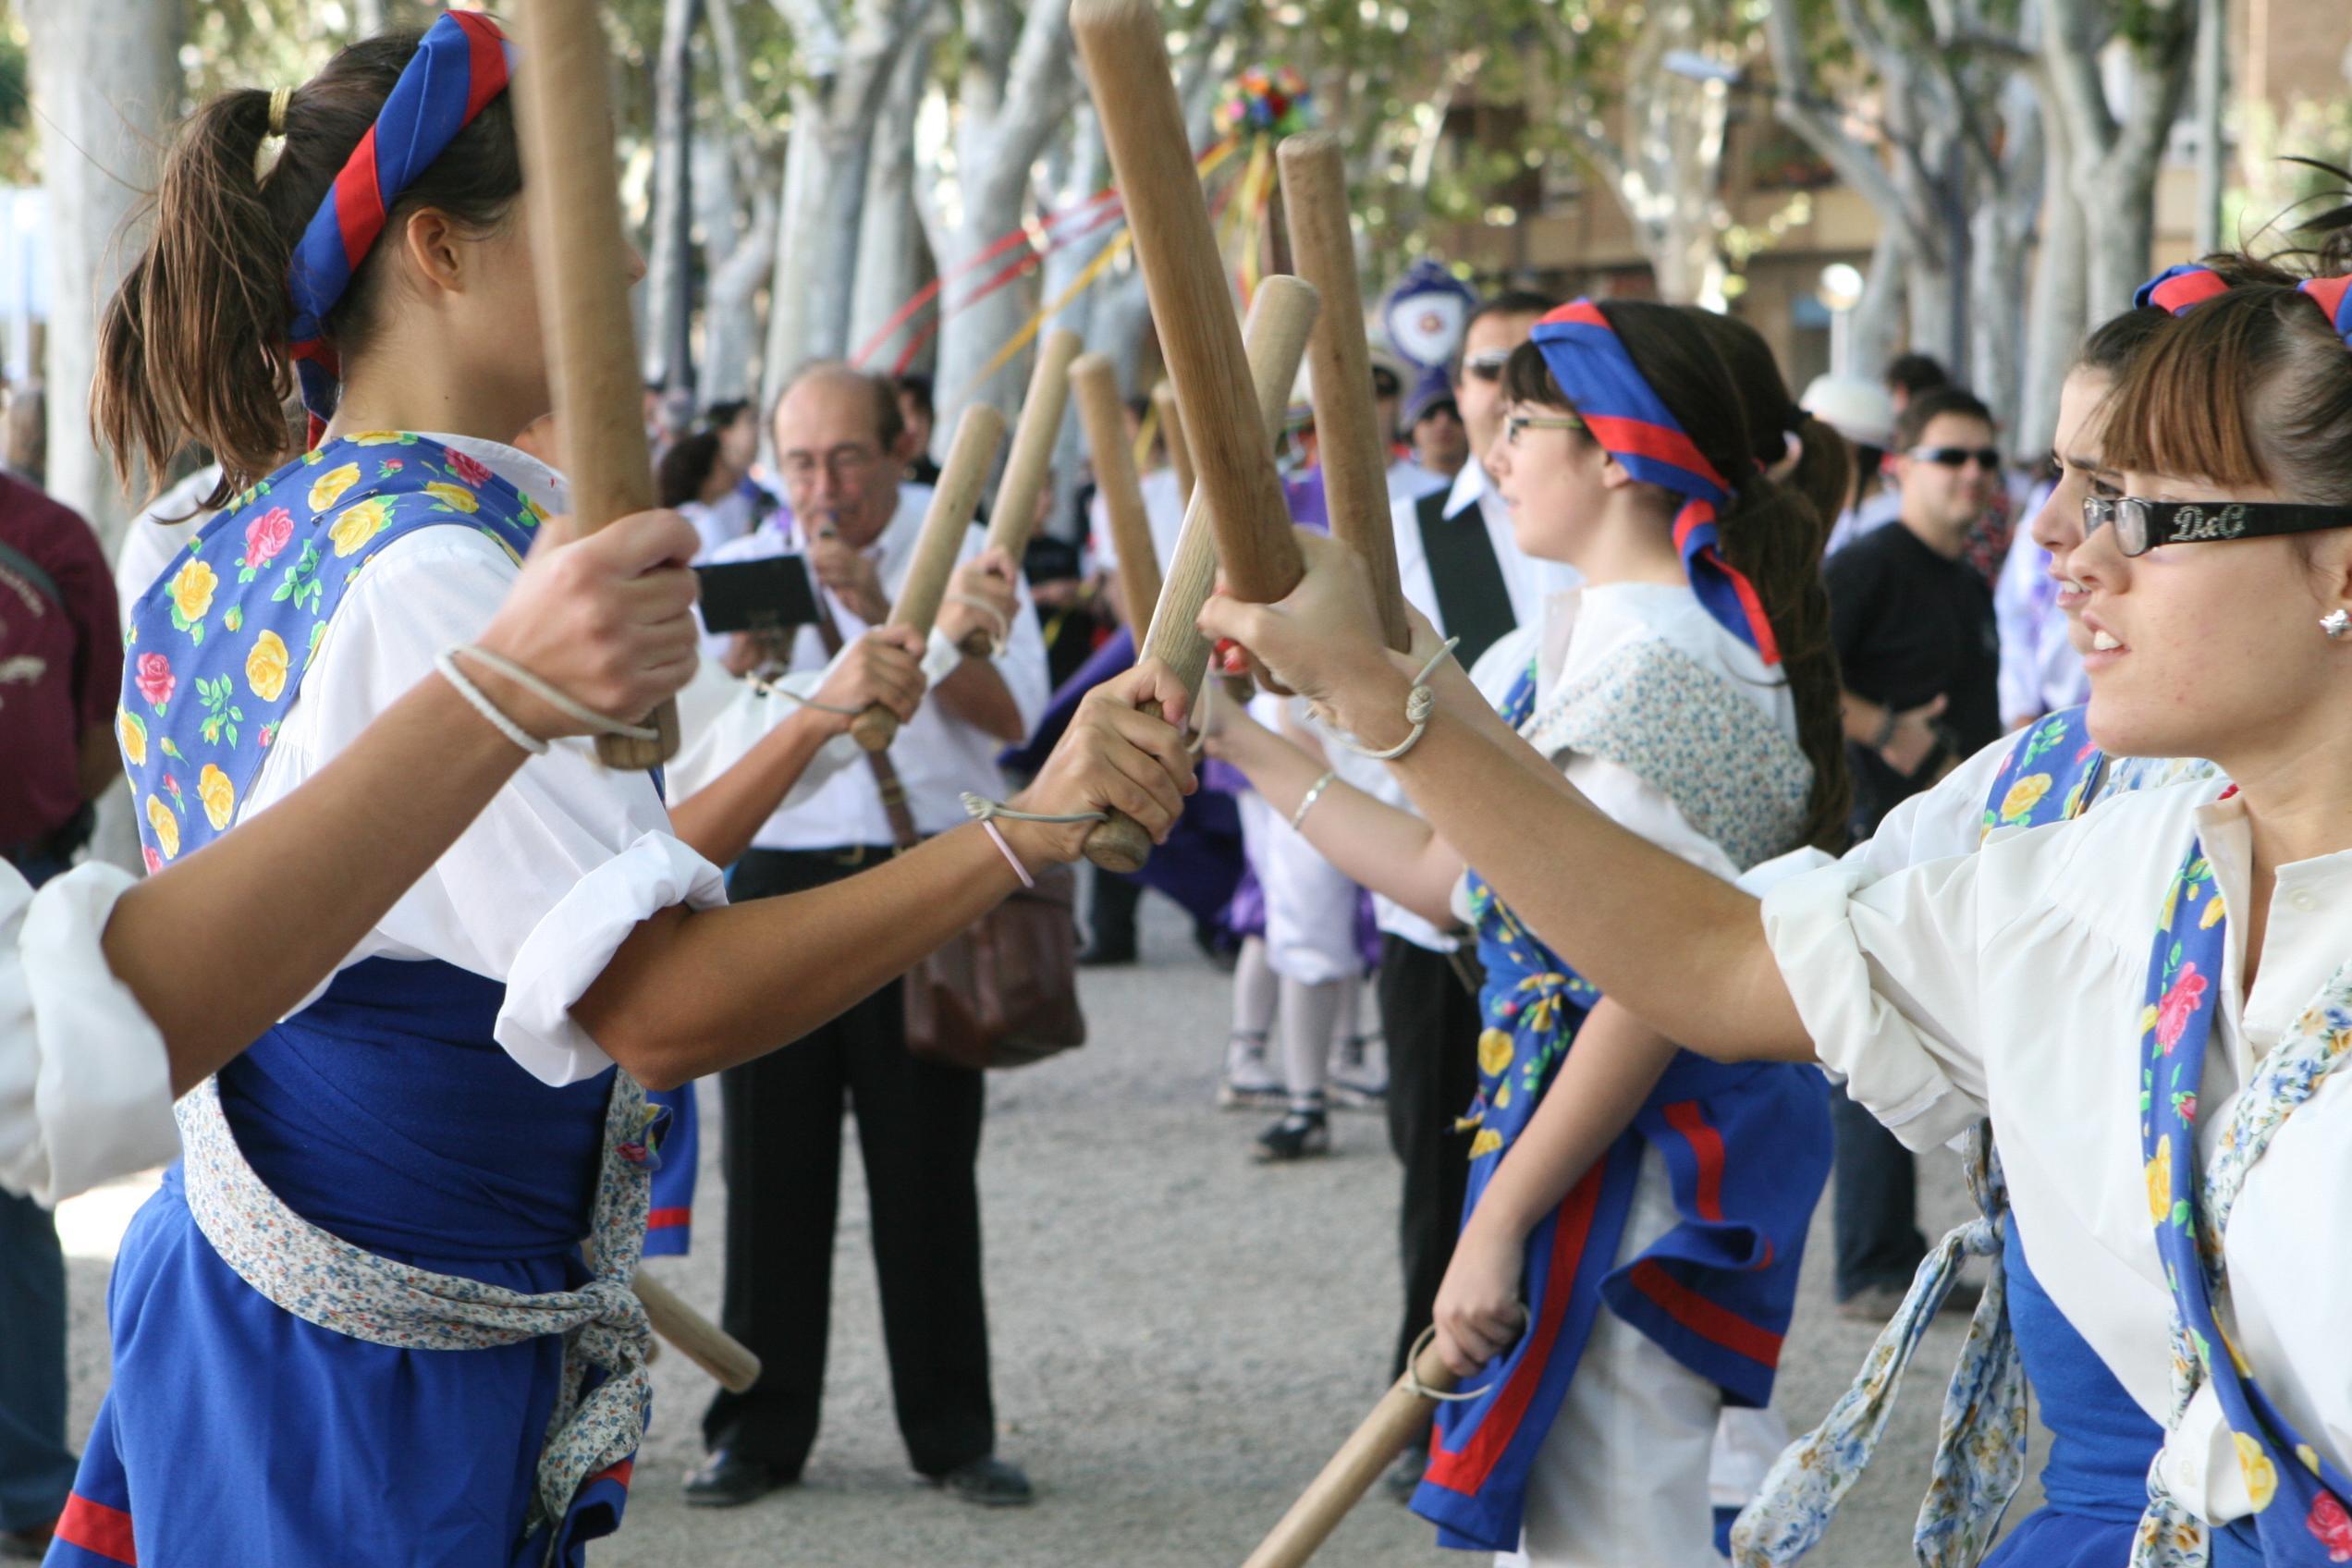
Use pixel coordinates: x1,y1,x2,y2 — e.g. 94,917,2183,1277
58,891,2043,1565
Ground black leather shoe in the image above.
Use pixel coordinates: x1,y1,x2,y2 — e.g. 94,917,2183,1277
935,1455,1035,1507
684,1450,791,1508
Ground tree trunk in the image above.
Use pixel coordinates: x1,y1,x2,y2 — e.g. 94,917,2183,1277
645,0,703,394
2043,0,2196,323
2018,91,2085,461
702,0,777,403
1969,78,2042,449
762,92,879,406
1847,227,1906,380
25,0,185,543
847,29,936,370
921,0,1080,436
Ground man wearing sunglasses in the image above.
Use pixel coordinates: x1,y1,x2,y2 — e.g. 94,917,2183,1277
1819,384,2005,1322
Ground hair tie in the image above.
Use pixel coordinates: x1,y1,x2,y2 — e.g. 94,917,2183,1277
1529,300,1782,666
285,11,516,447
253,86,295,182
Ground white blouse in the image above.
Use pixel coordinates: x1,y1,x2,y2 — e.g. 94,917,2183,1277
1758,778,2352,1522
0,862,178,1207
1448,582,1802,930
240,435,728,1088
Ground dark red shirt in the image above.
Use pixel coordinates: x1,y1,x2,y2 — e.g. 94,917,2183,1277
0,473,123,847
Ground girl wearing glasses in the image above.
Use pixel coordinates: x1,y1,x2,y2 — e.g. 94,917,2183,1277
1203,253,2352,1565
1207,298,1849,1565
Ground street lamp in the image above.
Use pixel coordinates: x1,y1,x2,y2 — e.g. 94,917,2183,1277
1817,262,1866,374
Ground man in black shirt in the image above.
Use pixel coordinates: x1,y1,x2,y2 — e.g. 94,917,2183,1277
1821,385,2003,1316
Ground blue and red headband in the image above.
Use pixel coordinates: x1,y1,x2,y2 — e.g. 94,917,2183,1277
1529,300,1780,666
285,10,516,446
2135,262,2352,344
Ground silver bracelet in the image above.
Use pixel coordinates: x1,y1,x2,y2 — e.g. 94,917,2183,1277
1289,770,1338,832
434,647,550,755
1332,638,1459,763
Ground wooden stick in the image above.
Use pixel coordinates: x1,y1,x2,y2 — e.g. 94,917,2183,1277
1151,382,1194,508
632,1273,761,1394
1072,353,1163,631
850,402,1008,752
962,328,1084,656
511,0,678,768
1278,132,1410,652
1074,0,1302,605
1081,276,1319,874
1239,1337,1458,1568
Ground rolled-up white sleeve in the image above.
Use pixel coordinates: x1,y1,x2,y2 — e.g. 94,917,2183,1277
1758,852,1992,1150
0,864,179,1207
261,530,728,1085
668,657,862,809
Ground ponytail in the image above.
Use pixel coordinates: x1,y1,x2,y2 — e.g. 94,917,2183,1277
94,29,523,509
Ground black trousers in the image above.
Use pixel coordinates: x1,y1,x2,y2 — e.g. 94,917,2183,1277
701,848,995,1477
1830,1085,1927,1299
1377,935,1484,1382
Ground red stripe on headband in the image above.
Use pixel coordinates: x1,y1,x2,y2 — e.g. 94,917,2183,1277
2150,268,2230,315
1672,504,1782,667
332,125,388,270
1550,300,1609,330
1582,413,1722,491
2303,276,2352,331
456,12,508,119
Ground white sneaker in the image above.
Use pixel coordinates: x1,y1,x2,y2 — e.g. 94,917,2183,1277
1327,1035,1389,1110
1218,1033,1284,1109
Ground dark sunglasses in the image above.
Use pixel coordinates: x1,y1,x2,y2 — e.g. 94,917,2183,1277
1463,349,1513,384
1907,446,2003,471
2081,496,2352,557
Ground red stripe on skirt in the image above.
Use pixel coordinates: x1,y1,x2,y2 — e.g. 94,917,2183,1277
54,1495,137,1565
646,1207,691,1231
1625,1259,1784,1367
1660,1100,1726,1221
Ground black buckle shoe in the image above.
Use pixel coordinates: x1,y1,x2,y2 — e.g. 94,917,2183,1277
935,1455,1035,1507
684,1450,792,1508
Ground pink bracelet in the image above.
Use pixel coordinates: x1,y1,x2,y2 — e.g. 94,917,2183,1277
979,818,1035,888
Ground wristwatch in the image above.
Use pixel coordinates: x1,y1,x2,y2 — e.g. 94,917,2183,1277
1872,707,1900,751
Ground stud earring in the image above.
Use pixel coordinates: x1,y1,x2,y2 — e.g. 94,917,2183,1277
2324,609,2352,640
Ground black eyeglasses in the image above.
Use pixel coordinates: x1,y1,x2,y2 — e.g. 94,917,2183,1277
1463,349,1512,384
2080,495,2352,556
1907,446,2003,471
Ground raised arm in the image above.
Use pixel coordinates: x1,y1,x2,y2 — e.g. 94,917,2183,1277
1205,695,1464,927
573,660,1196,1089
1199,532,1808,1060
103,509,703,1094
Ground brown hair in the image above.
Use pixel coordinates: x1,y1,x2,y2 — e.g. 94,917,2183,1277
1676,306,1852,539
1892,386,1993,453
1501,302,1853,852
2102,279,2352,504
94,30,525,510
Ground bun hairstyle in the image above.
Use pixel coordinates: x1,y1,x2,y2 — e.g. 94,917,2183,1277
95,30,524,509
1675,306,1852,541
1501,301,1853,853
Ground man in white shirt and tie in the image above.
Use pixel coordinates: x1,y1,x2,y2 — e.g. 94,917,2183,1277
689,365,1048,1512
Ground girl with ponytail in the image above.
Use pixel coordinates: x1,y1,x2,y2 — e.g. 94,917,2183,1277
61,18,1191,1568
1205,299,1845,1563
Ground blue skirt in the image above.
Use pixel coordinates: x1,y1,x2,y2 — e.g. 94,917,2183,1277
46,960,632,1568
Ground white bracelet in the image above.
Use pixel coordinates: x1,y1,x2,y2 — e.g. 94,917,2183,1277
944,593,1011,657
1290,770,1338,832
1332,638,1459,763
434,647,550,754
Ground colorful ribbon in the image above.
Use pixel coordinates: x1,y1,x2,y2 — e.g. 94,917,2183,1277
1530,300,1781,666
285,10,515,447
2136,263,2352,349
